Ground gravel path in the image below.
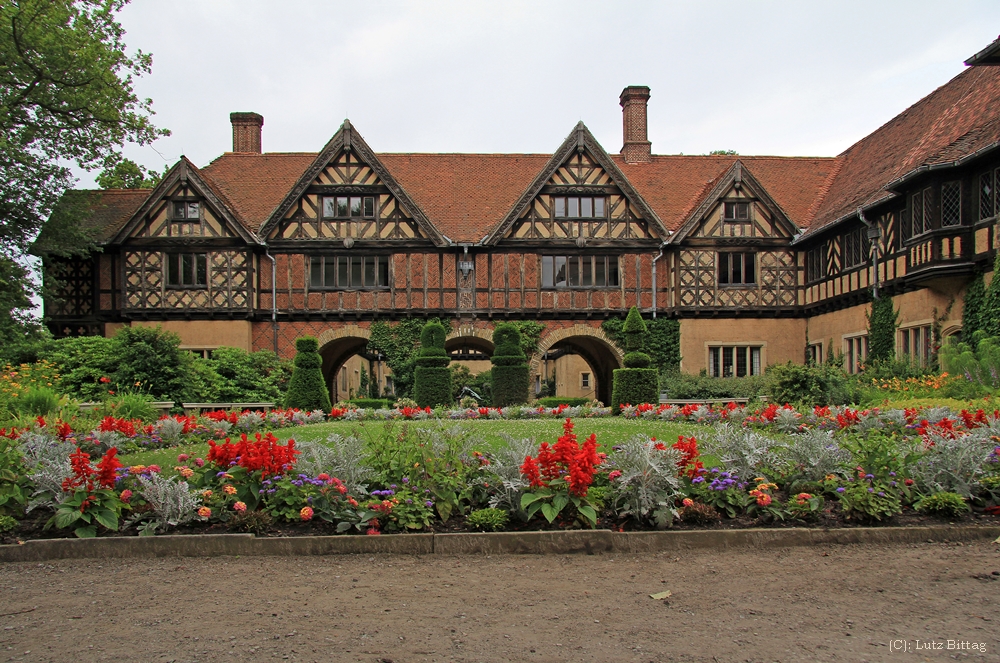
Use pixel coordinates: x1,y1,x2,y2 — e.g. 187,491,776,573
1,539,998,662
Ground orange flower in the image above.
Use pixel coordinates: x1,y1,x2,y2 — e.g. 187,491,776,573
233,501,247,513
223,485,237,496
197,507,211,518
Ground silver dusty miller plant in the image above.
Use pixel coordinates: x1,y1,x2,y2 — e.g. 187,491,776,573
296,436,373,495
153,417,186,445
909,429,998,498
19,429,76,509
704,423,786,480
133,473,202,533
484,433,538,514
606,434,683,528
781,428,851,482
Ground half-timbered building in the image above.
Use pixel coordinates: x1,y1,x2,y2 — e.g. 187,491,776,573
42,38,1000,404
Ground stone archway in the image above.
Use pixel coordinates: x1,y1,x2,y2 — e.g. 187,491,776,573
317,325,372,403
530,324,624,406
445,325,495,358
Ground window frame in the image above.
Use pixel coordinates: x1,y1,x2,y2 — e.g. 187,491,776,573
308,255,390,290
321,195,376,220
907,186,933,238
165,252,208,289
723,201,750,222
717,251,756,286
941,181,962,227
806,245,827,283
540,255,620,289
844,334,868,374
551,195,608,219
171,201,200,220
707,345,762,378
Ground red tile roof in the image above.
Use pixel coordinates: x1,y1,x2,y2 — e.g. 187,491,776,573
802,64,1000,239
378,153,551,242
612,155,836,231
201,153,317,232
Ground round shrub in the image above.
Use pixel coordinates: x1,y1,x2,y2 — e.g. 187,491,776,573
414,321,452,407
285,336,332,411
767,361,850,406
491,323,529,407
466,507,509,532
915,492,970,519
611,307,659,412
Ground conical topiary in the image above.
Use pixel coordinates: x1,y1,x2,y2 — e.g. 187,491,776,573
490,323,529,407
284,336,332,411
611,306,659,413
413,321,452,407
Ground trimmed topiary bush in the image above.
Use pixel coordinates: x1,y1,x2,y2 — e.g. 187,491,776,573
413,321,452,407
284,337,332,411
490,323,529,407
611,307,659,412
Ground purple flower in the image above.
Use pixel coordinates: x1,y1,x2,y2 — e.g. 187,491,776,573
888,472,896,477
877,491,885,497
402,477,409,484
868,487,874,493
692,476,705,483
836,487,846,493
865,474,874,480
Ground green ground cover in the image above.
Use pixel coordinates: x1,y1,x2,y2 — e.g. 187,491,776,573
119,417,703,468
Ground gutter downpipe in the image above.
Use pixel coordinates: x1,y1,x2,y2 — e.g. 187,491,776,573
651,238,670,319
264,250,278,353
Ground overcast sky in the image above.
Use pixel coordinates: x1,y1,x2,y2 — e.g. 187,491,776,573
75,0,1000,187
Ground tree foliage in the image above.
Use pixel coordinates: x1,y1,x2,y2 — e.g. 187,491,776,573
368,318,452,399
982,254,1000,339
284,337,331,411
95,156,164,189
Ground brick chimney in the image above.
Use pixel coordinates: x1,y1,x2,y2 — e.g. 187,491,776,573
230,112,263,153
619,86,651,163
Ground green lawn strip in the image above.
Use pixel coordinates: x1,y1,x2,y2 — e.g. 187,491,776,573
118,418,708,472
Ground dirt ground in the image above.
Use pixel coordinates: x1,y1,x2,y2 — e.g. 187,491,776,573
1,540,999,663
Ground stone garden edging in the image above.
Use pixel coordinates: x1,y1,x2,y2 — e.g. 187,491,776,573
1,525,998,563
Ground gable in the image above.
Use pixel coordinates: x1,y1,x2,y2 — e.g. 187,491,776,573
268,147,428,242
672,161,799,245
260,120,447,246
485,122,668,245
688,184,794,241
110,158,258,246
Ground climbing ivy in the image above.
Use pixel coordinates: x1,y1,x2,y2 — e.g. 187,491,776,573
367,318,452,399
962,271,985,340
601,316,680,373
866,294,898,363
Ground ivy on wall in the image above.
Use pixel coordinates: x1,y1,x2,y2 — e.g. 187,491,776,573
866,294,898,363
601,316,681,373
367,318,452,399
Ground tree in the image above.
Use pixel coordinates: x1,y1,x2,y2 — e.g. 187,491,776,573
95,156,164,189
490,323,529,407
0,0,167,326
413,321,452,407
611,307,660,412
284,337,331,411
866,294,898,363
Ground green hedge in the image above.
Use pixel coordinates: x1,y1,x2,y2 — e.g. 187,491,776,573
413,321,452,407
535,396,590,407
612,368,659,412
490,323,529,406
285,336,332,411
661,373,770,400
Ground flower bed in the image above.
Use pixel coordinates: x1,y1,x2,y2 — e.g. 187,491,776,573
3,398,1000,543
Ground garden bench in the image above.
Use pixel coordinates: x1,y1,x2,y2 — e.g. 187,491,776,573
181,402,275,414
78,401,175,413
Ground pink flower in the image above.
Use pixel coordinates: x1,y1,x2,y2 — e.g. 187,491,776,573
233,501,247,513
608,470,622,481
177,453,189,462
193,458,205,467
147,465,160,474
120,489,132,503
198,507,211,518
317,473,330,481
366,527,380,536
300,507,314,521
682,498,694,507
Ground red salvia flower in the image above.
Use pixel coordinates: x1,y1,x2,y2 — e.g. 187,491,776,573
95,448,122,489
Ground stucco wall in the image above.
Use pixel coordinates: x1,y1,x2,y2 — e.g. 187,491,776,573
679,317,807,374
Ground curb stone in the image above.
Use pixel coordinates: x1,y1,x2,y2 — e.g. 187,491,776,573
1,525,997,563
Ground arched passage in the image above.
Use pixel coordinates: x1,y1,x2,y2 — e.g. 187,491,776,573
445,326,495,400
530,325,624,406
317,326,374,403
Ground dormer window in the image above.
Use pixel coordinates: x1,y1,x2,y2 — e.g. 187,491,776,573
173,201,200,219
724,201,750,221
322,196,375,219
552,196,606,218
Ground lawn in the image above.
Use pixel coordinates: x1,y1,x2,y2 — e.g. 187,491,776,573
119,417,705,467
